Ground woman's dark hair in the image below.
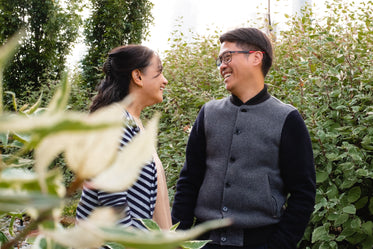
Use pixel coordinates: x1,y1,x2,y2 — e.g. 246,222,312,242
89,45,155,113
219,28,273,77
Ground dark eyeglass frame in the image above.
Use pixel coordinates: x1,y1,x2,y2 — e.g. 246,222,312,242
216,50,265,67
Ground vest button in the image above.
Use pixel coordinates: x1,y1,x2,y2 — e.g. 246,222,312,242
221,237,227,242
222,206,228,212
235,129,241,135
230,157,235,162
241,109,247,112
225,182,231,187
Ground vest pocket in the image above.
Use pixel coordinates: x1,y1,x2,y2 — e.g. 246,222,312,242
271,196,279,218
268,175,279,218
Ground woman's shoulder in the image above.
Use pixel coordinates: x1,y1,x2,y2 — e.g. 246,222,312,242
120,110,140,147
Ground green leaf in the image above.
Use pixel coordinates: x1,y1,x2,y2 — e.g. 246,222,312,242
180,240,210,249
369,198,373,215
319,241,336,249
24,92,43,115
90,113,159,192
31,236,69,249
345,232,366,244
312,225,330,243
327,212,339,221
1,155,34,168
0,190,63,214
355,196,369,210
361,235,373,249
361,135,373,150
0,132,9,146
0,230,12,249
340,178,357,189
314,197,328,212
105,242,127,249
0,112,121,145
326,184,339,199
343,205,356,214
141,219,161,231
100,219,231,249
12,132,31,144
316,171,329,183
356,169,371,177
334,213,349,226
326,153,338,161
43,213,231,249
46,73,71,114
347,186,361,203
0,168,65,196
362,221,373,236
8,214,22,236
350,217,362,229
339,226,356,238
170,222,180,231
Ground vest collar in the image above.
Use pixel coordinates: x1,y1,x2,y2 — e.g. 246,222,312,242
230,84,270,106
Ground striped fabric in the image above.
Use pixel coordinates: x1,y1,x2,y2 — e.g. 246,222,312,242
76,111,157,229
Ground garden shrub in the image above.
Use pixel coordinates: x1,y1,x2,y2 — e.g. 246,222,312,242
270,2,373,248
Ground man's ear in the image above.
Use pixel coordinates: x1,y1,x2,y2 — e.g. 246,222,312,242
252,51,264,66
131,69,143,86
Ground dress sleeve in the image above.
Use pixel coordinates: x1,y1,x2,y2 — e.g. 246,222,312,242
268,110,316,249
76,183,100,221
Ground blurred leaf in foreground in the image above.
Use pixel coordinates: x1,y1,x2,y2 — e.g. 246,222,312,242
0,168,64,197
90,113,159,192
0,190,62,215
41,206,230,249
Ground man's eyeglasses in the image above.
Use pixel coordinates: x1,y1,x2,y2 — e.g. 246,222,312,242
216,51,265,67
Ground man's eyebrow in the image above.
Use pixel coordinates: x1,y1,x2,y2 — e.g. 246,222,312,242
218,51,228,57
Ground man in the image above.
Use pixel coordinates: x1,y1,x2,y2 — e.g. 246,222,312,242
171,27,316,249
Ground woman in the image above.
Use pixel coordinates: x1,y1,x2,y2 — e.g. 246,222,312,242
76,45,171,230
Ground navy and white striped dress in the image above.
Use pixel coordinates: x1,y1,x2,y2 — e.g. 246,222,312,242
76,111,157,229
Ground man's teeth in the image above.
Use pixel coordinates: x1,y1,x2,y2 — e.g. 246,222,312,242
224,74,231,79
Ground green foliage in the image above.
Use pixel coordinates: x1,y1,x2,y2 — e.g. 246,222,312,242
0,230,11,249
67,71,93,112
140,219,211,249
81,0,154,90
0,29,24,113
268,1,373,248
0,0,82,100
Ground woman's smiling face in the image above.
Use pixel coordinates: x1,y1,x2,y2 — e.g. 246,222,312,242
140,54,168,106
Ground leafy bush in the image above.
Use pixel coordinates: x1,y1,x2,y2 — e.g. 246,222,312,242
270,2,373,248
81,0,154,90
0,0,81,100
153,1,373,248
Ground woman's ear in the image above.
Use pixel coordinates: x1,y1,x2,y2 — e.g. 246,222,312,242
131,69,143,87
